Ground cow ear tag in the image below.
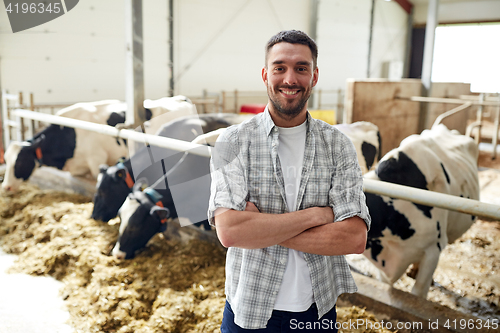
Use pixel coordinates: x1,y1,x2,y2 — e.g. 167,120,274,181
144,188,163,203
145,189,169,225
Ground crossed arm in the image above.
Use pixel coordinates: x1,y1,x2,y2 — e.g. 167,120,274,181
213,202,367,256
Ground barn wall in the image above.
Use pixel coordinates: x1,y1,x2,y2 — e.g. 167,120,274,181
0,1,127,104
0,0,413,107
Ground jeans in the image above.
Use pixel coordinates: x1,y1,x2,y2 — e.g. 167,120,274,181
221,301,337,332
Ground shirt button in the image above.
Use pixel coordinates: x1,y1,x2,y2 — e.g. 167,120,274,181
280,259,286,265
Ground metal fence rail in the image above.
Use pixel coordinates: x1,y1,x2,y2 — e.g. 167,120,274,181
10,108,500,221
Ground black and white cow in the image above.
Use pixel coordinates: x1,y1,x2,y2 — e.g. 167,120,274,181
111,147,215,259
362,124,479,298
2,100,128,193
335,121,381,174
91,114,233,222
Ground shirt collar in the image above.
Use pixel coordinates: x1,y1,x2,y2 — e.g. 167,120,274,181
261,105,314,136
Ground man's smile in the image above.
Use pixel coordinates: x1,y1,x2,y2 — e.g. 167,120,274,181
279,88,301,97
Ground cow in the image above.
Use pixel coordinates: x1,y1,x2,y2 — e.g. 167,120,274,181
362,124,479,298
335,121,381,174
111,141,215,259
2,100,129,193
91,114,233,222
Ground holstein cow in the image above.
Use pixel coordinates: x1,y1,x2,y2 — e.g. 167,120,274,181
91,114,232,222
334,121,381,174
362,124,479,297
112,140,215,259
2,100,128,193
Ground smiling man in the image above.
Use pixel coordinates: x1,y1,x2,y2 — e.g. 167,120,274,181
209,30,371,332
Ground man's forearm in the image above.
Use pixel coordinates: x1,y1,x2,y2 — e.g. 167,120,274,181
279,216,368,256
213,203,333,249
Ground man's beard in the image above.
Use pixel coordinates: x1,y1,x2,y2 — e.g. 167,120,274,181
268,85,310,120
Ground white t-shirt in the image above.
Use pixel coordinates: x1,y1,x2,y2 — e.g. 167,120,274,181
273,121,314,311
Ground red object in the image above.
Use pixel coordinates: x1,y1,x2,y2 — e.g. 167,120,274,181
240,104,266,114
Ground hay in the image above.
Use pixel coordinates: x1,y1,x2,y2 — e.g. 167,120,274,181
1,182,395,332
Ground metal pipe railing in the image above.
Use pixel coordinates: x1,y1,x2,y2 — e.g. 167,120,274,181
363,178,500,221
10,108,500,221
11,109,211,158
431,101,472,129
398,95,500,107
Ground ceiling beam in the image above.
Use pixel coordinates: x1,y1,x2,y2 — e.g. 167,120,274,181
393,0,413,14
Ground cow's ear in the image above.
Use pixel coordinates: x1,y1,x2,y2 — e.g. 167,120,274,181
144,108,152,121
99,164,109,174
31,134,45,148
133,177,149,192
150,205,169,219
150,206,169,231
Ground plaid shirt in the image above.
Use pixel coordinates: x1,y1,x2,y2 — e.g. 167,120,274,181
208,109,371,329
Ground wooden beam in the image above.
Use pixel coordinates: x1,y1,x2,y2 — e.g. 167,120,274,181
394,0,413,15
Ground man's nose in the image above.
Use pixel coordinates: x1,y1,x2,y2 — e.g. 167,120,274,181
283,71,298,86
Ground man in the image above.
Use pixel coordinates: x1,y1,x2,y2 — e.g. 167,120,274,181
208,30,370,332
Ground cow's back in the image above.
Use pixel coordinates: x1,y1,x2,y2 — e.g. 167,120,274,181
57,101,129,177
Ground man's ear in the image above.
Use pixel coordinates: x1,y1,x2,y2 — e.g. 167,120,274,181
312,67,319,87
262,67,268,87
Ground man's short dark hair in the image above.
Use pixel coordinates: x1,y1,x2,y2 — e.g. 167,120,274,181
265,30,318,68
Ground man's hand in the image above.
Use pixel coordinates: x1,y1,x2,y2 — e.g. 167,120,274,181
245,201,260,213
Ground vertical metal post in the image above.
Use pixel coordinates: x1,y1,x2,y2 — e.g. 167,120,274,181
222,91,227,113
419,0,439,131
309,0,319,110
317,89,322,110
403,7,414,78
234,90,238,113
125,0,146,127
18,92,25,141
367,0,375,78
2,90,10,149
337,88,343,124
492,99,499,159
474,93,484,145
168,0,174,97
202,89,207,114
29,93,35,137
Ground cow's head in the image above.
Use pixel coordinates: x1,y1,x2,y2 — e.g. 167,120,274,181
2,136,44,193
112,186,169,259
91,163,135,222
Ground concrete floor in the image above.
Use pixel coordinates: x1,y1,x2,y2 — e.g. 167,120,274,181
0,250,74,333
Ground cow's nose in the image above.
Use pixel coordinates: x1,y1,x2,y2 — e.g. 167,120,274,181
3,185,12,192
114,252,126,259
